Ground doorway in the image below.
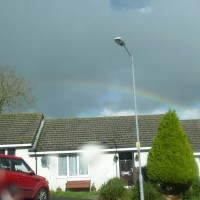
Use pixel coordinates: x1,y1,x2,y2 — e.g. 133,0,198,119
119,152,135,186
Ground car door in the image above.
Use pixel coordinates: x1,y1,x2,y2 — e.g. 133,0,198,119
0,158,17,186
0,157,19,197
11,159,38,198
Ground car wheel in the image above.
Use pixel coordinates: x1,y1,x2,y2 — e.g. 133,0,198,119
34,188,48,200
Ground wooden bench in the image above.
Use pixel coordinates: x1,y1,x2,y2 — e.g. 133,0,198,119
66,180,91,191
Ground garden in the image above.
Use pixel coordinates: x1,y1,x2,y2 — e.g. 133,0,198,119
51,110,200,200
98,110,200,200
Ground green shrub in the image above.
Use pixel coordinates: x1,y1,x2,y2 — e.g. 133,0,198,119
129,186,139,200
144,182,162,200
147,110,198,195
182,178,200,200
130,182,161,200
99,177,126,200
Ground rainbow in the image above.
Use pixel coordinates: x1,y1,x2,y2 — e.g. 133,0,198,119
41,79,187,111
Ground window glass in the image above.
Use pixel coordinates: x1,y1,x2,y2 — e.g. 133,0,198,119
58,156,67,176
58,155,88,176
69,155,77,176
0,149,5,154
7,149,15,156
0,158,11,170
79,156,88,175
12,159,30,173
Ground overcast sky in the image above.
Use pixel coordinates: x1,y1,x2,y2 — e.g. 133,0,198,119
0,0,200,119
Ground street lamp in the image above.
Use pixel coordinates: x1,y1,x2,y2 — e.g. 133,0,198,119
114,37,144,200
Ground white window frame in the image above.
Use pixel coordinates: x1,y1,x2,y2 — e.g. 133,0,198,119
57,154,89,178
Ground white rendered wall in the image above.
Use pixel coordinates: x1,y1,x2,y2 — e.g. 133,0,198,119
88,153,118,190
134,152,148,168
15,150,200,192
195,157,200,175
37,155,66,191
30,153,119,191
15,149,36,170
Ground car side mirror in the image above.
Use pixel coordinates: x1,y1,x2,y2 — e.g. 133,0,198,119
29,169,35,175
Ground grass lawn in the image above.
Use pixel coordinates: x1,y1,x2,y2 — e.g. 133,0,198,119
50,191,98,199
50,189,133,200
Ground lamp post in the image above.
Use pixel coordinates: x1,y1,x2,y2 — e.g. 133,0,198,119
114,37,144,200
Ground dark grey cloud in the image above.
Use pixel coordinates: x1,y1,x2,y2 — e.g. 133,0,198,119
110,0,150,10
0,0,200,118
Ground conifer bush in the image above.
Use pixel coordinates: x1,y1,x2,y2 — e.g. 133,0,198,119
147,110,198,195
99,177,126,200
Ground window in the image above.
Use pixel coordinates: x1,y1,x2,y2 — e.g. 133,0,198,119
58,154,88,177
0,158,10,170
0,149,5,154
79,156,88,175
7,149,16,156
12,159,31,173
0,149,15,155
58,156,67,176
69,155,77,176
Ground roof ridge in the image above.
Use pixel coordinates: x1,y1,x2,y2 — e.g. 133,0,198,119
44,114,165,121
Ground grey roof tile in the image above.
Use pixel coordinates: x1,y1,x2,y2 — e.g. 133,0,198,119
0,113,44,145
36,115,200,153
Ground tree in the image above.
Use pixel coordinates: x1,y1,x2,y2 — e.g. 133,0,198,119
0,65,35,113
147,110,198,194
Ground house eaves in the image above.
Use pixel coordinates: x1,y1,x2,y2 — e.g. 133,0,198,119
29,147,152,156
0,144,32,148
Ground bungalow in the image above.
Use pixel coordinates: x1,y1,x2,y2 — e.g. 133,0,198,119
29,114,200,191
0,113,200,191
0,113,44,170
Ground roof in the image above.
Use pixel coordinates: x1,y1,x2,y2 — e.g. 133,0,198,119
181,119,200,152
0,113,44,146
0,113,199,153
36,114,200,153
35,114,164,152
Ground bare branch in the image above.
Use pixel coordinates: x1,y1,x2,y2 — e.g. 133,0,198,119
0,65,35,113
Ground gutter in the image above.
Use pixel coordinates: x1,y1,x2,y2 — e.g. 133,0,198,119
0,144,32,148
29,147,152,156
29,119,45,174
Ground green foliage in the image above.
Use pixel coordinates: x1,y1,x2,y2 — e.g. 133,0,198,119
144,182,162,200
130,182,161,200
0,65,35,113
182,178,200,199
99,177,126,200
129,186,139,200
147,110,198,194
56,187,62,192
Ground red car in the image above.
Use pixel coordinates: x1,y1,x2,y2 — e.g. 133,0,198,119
0,154,49,200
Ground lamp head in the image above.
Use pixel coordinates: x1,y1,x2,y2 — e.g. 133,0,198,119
114,37,125,46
